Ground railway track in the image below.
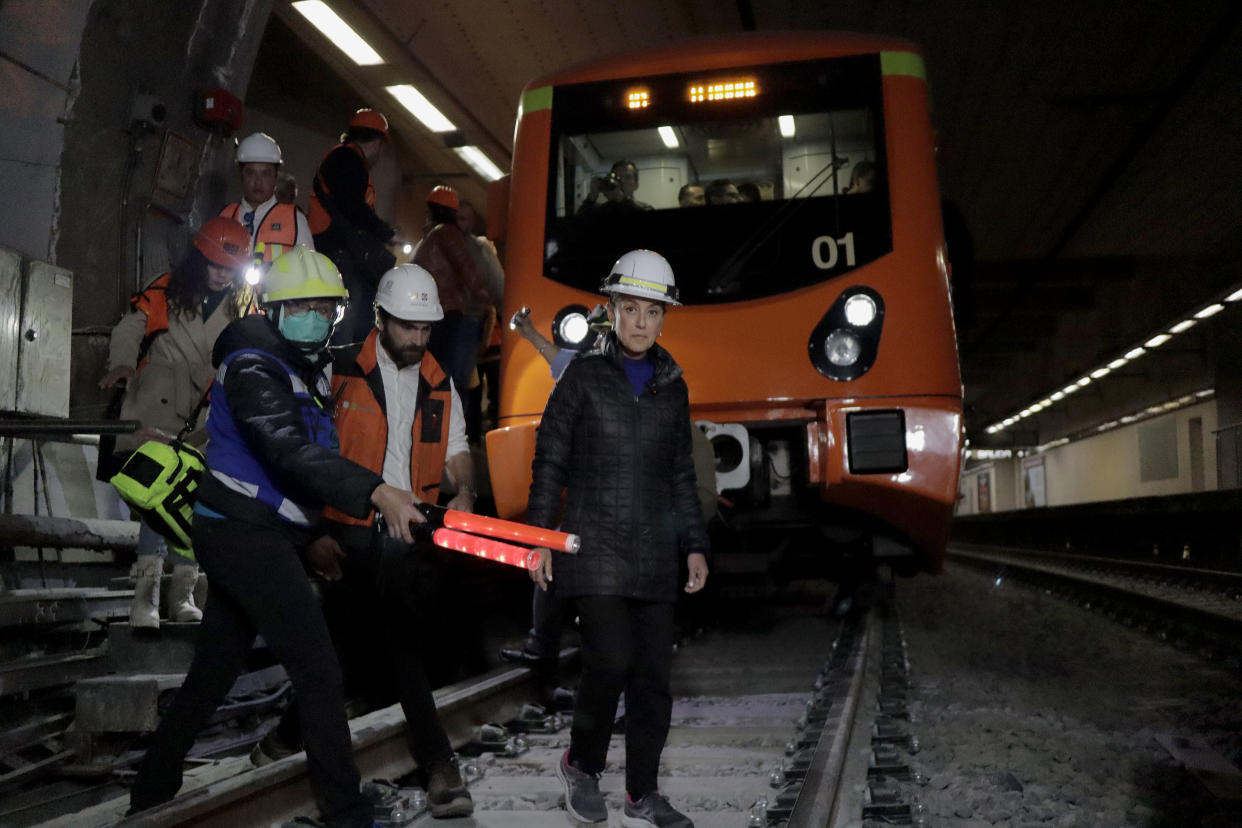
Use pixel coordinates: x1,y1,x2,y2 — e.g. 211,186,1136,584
952,543,1242,660
26,600,928,827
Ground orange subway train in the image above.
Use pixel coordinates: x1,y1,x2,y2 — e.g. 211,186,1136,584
484,32,962,580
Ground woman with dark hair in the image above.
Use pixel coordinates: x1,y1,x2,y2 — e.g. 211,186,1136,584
99,217,254,629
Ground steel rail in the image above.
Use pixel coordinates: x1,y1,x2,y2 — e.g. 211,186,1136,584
39,656,562,828
953,546,1242,645
785,610,878,827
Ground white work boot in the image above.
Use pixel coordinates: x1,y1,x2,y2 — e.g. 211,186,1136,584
129,555,163,629
168,565,203,622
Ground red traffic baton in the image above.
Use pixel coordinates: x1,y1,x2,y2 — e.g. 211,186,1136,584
433,507,580,553
432,528,544,571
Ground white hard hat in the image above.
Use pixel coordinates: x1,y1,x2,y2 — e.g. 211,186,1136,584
600,249,680,305
236,132,282,165
376,264,444,321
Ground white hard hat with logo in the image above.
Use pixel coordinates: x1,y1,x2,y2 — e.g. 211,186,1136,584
600,249,680,305
376,264,444,321
236,132,282,165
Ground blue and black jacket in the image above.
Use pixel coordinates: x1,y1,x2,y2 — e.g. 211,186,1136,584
197,315,382,530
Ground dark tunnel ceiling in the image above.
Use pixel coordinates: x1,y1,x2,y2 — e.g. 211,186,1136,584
265,0,1242,443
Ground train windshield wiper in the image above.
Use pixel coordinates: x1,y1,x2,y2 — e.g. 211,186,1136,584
704,155,848,298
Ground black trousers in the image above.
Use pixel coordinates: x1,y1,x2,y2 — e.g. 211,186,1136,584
129,515,371,828
568,596,675,798
527,578,565,657
276,533,455,769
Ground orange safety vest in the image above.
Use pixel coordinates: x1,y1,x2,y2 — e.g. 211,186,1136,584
130,273,173,370
308,142,375,236
218,202,301,263
323,329,453,527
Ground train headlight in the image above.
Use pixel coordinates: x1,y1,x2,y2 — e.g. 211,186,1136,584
843,294,877,327
824,330,861,366
551,304,595,351
559,313,589,344
807,287,884,381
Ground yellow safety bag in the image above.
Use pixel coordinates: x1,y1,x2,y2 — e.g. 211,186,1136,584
111,440,205,561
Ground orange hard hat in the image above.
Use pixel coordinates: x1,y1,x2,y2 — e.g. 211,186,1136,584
194,217,252,269
349,108,389,136
427,185,459,211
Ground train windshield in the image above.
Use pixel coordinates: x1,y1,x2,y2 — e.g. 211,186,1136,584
543,54,892,305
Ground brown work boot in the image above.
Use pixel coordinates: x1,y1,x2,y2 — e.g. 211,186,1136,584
426,757,473,818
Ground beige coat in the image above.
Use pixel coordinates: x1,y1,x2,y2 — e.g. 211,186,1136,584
107,300,236,453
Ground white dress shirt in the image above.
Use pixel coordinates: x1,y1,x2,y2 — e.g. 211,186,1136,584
374,339,468,490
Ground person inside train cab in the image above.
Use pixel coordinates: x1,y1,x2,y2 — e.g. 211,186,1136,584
845,160,876,194
706,178,741,205
578,159,653,214
219,132,314,268
737,181,762,203
527,249,708,828
677,183,706,207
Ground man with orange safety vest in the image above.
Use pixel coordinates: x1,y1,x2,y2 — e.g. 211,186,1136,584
255,264,477,818
413,185,497,416
309,108,397,344
218,132,313,273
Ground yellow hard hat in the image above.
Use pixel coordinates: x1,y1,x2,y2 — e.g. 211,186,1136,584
261,247,349,304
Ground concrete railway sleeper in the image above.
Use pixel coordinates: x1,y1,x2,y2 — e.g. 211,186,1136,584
22,601,944,827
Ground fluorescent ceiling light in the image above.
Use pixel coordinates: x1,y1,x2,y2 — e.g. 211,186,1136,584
1124,347,1146,360
778,115,796,137
292,1,384,65
1050,391,1065,401
657,126,678,148
1107,358,1127,370
1169,319,1196,333
1226,287,1242,302
386,84,455,132
1194,303,1224,319
1076,376,1092,387
1061,384,1080,395
452,146,504,181
1090,367,1110,379
1195,388,1214,397
1144,334,1170,348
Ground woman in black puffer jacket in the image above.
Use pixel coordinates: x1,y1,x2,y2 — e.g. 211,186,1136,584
528,250,708,828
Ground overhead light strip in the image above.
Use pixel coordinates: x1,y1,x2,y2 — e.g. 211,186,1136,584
983,286,1239,435
977,389,1215,453
452,146,504,181
292,1,384,65
386,84,456,133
